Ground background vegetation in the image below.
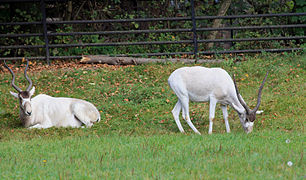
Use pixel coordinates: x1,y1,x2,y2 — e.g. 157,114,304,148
0,0,305,58
0,52,305,178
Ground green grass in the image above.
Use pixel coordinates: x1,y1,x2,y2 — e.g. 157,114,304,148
0,52,305,179
0,131,304,179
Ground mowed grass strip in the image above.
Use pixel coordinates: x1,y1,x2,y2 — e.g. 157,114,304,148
0,131,304,179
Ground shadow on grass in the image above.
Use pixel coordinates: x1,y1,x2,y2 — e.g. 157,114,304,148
0,113,22,129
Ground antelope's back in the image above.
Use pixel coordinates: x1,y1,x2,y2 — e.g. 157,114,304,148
168,66,236,101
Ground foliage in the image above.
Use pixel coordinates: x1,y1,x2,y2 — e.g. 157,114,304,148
0,0,304,58
0,3,43,57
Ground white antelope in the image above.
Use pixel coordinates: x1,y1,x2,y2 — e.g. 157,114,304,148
168,66,268,134
4,60,100,129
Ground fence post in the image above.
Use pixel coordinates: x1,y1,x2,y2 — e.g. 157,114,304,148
40,0,50,65
191,0,198,61
230,18,234,47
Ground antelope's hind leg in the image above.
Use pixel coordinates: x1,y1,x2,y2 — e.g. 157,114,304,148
72,103,99,127
172,101,185,133
180,97,201,135
208,97,217,134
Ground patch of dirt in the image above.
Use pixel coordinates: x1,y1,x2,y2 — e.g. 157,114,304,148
0,59,133,74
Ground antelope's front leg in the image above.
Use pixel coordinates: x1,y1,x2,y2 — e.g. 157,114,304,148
221,105,230,133
28,124,52,129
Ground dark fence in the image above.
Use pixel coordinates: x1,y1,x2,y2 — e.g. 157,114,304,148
0,0,305,65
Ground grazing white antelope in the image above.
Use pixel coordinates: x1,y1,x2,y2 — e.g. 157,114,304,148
168,66,268,134
4,60,100,129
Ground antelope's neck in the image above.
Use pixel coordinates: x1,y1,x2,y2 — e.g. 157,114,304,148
19,109,32,128
231,97,246,115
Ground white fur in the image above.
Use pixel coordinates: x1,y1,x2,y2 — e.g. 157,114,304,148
168,66,250,134
12,87,100,129
245,121,254,127
10,91,19,98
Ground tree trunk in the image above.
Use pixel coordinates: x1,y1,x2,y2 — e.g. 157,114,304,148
80,55,223,65
207,0,232,49
65,1,73,21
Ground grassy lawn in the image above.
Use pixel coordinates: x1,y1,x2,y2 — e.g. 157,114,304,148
0,52,305,179
0,131,304,179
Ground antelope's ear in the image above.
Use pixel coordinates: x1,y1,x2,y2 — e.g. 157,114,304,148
29,86,35,96
10,91,19,98
256,110,264,114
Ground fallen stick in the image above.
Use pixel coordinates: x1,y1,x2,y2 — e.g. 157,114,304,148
80,55,223,65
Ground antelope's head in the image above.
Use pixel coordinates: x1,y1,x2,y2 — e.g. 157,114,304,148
233,72,268,133
4,60,35,116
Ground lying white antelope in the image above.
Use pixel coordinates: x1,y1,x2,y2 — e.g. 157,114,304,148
168,66,268,134
4,60,100,129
